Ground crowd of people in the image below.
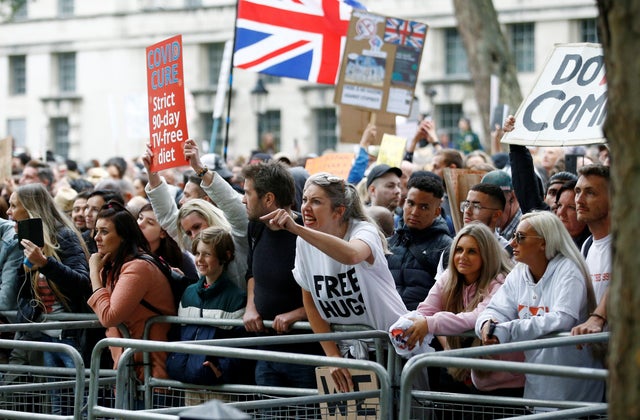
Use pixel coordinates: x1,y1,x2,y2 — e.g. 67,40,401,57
0,114,611,413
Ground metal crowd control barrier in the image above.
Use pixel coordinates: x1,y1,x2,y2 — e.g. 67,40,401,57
399,332,609,419
88,330,396,419
0,338,85,419
141,317,396,409
0,318,116,420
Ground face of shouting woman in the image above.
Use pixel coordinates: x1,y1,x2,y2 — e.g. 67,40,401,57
300,184,343,235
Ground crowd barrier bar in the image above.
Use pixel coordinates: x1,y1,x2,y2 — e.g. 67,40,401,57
399,332,609,419
142,316,394,407
88,335,393,420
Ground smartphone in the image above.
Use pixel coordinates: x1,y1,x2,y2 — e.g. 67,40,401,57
17,218,44,250
565,154,583,175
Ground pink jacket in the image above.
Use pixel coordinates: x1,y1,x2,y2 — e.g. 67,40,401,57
88,258,176,380
416,272,525,391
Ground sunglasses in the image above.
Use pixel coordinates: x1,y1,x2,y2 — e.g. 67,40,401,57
512,231,543,244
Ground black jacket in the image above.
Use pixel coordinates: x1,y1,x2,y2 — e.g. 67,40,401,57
17,226,91,323
509,144,549,214
387,217,453,311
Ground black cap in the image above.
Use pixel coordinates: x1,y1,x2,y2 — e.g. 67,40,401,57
366,164,402,189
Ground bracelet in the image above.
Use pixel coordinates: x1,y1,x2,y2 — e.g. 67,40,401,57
91,287,104,295
195,165,209,178
23,257,34,269
589,312,607,323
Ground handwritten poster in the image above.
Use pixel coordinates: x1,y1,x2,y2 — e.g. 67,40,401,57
334,12,427,117
502,43,606,146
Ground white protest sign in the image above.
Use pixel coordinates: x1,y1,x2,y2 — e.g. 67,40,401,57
502,43,606,146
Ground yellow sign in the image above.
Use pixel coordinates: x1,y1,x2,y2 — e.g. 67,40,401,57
376,134,406,167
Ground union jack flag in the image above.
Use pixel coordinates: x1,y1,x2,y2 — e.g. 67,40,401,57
234,0,365,85
384,18,426,50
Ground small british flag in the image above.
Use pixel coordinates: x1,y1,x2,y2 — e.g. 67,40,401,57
384,18,427,50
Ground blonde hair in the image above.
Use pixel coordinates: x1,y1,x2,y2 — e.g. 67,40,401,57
15,184,88,261
177,199,231,249
305,173,389,253
15,183,89,309
520,211,596,313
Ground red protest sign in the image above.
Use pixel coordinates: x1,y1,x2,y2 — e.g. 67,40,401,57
146,34,189,171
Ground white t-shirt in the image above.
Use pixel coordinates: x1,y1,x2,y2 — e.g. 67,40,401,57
293,219,407,331
584,234,611,305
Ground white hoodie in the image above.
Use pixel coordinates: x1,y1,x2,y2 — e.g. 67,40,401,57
476,255,604,403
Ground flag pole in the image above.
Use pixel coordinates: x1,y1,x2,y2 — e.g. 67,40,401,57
221,0,242,162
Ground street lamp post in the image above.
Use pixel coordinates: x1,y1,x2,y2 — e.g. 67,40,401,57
250,77,269,151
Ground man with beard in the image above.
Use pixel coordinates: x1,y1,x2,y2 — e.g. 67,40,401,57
241,161,321,390
572,164,611,336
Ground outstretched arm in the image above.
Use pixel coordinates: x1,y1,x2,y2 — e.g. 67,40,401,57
260,209,373,266
506,115,549,213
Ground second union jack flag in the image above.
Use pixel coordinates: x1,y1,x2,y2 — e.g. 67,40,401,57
234,0,364,85
384,18,426,50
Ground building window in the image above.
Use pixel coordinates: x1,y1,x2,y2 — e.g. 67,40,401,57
509,23,535,72
437,103,463,141
185,0,202,8
13,1,27,20
7,118,27,148
51,118,70,159
262,74,281,85
57,52,76,93
258,110,281,150
58,0,74,17
315,108,337,153
207,43,225,87
580,19,599,43
199,112,224,153
9,55,26,95
445,28,468,76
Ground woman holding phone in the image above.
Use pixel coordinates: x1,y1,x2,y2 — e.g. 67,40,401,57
7,183,91,416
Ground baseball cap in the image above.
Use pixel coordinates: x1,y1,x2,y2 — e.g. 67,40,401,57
249,153,272,164
201,153,233,179
366,164,402,189
480,170,513,192
54,186,78,213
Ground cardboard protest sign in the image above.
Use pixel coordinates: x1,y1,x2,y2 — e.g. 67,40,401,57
340,106,396,145
502,43,606,146
316,367,379,419
0,136,12,180
442,168,488,233
376,134,406,168
334,11,427,117
146,34,189,171
305,153,355,179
